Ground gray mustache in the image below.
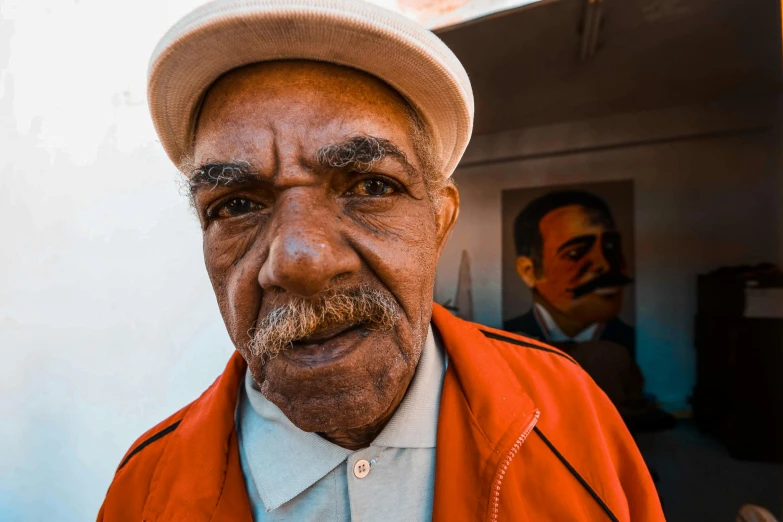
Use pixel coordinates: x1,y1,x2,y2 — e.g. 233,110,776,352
248,286,401,361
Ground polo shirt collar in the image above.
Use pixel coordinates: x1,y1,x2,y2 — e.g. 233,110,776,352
238,324,444,512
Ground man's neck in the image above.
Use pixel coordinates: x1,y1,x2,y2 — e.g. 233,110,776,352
533,294,593,339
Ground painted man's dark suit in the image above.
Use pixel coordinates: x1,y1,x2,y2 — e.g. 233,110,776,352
503,310,636,359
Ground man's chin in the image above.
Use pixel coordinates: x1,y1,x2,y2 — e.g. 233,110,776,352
266,394,389,434
251,327,417,433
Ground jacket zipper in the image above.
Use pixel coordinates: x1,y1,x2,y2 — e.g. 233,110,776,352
488,410,540,521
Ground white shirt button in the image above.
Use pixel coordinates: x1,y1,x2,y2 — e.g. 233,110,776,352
353,459,371,479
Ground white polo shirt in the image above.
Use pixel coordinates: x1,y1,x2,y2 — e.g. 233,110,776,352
236,326,445,521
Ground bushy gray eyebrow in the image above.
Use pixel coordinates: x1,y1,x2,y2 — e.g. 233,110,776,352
316,135,416,177
187,161,257,194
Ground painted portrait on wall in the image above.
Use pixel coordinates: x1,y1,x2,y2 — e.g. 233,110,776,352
500,181,677,433
501,181,636,358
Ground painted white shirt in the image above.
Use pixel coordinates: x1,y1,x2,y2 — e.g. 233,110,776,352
534,302,600,342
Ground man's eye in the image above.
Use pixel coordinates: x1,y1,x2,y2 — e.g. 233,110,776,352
566,246,589,261
213,198,258,218
351,178,396,197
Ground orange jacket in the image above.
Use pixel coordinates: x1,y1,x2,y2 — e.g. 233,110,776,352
99,304,664,521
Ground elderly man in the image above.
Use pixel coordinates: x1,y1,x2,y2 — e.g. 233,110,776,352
99,1,664,520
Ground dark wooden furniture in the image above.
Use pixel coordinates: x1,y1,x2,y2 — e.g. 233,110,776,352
693,269,783,463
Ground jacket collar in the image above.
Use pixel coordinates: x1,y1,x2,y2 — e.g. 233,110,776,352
141,352,250,521
431,304,538,445
142,304,538,521
430,304,539,521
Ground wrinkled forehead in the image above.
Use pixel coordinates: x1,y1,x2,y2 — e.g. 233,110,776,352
192,60,419,157
539,205,616,244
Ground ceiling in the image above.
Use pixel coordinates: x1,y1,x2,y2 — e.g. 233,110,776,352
436,0,783,135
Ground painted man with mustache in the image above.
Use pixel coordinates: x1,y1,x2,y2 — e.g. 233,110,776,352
505,190,675,432
98,1,664,520
505,190,635,352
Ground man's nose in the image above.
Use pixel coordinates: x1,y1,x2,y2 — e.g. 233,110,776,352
590,242,610,273
257,200,361,298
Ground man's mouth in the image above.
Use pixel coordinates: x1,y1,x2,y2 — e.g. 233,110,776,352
297,322,359,343
569,272,633,299
284,322,370,365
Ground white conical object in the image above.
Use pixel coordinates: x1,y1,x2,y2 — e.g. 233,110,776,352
455,250,473,321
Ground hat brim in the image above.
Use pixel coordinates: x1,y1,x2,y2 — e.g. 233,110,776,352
148,0,474,177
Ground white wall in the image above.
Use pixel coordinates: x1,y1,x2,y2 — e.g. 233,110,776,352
0,1,239,520
436,100,783,411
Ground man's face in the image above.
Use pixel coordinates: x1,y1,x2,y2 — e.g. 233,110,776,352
190,61,457,433
529,204,627,324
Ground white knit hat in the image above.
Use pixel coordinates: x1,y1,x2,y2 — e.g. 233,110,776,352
148,0,474,178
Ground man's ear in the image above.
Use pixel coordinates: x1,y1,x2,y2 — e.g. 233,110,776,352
434,184,460,257
515,256,538,289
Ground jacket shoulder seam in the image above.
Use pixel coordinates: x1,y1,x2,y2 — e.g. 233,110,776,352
533,426,619,522
117,420,182,471
480,330,577,364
